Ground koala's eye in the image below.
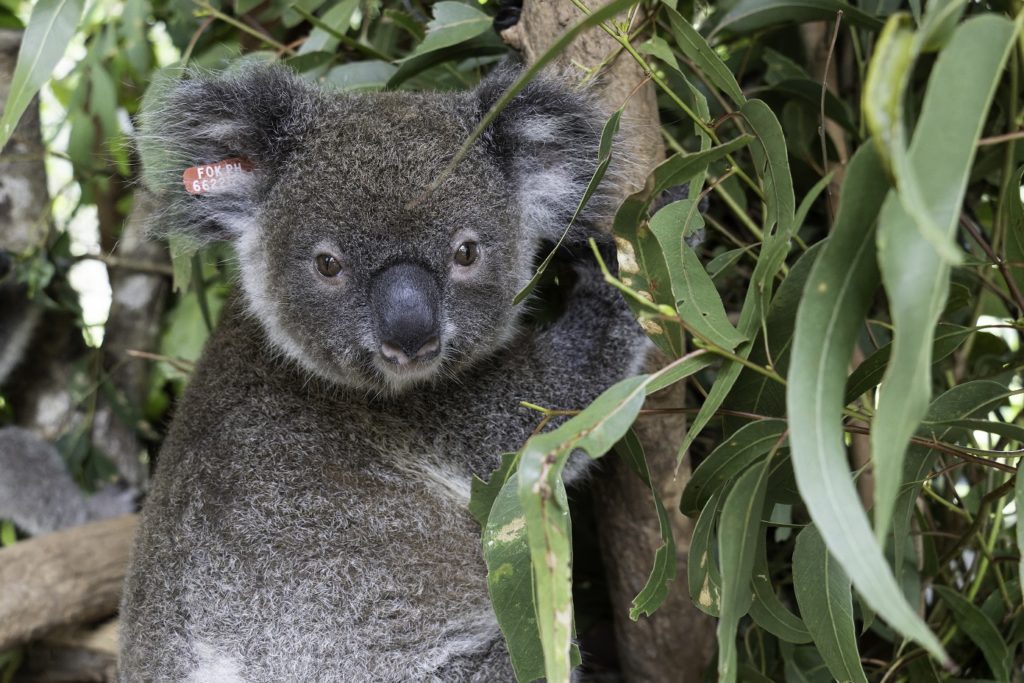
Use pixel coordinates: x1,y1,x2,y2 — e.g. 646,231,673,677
454,241,479,267
315,253,343,277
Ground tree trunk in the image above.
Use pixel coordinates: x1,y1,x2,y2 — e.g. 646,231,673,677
90,193,169,489
0,514,137,651
0,29,83,442
500,5,715,680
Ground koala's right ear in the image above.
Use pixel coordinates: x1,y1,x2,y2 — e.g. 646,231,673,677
138,64,320,243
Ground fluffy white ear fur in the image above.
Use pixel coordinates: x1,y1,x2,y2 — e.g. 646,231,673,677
137,65,319,244
475,65,615,244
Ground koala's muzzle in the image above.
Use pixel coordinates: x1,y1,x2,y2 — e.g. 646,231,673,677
371,263,441,365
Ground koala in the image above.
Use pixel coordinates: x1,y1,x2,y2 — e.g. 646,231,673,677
0,426,136,535
120,62,649,681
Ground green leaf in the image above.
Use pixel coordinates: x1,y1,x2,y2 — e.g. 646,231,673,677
933,586,1011,683
705,246,752,280
792,526,868,683
516,348,717,681
407,1,492,56
297,0,360,54
1001,166,1024,298
482,472,546,683
681,99,794,456
652,135,754,196
615,430,677,620
916,0,967,52
889,381,1011,580
663,4,746,106
794,171,836,233
1018,458,1024,595
387,35,506,88
844,324,970,404
680,419,786,516
749,531,812,644
650,200,746,350
780,643,833,683
0,520,15,547
713,0,884,36
716,454,773,683
470,452,518,528
615,199,686,358
0,0,85,148
518,374,647,683
754,79,856,133
643,350,715,394
864,13,963,264
944,418,1024,444
871,14,1017,540
324,60,398,91
787,142,947,663
89,62,119,141
688,493,723,617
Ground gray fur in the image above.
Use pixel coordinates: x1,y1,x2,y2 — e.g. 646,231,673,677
122,63,648,681
0,426,136,535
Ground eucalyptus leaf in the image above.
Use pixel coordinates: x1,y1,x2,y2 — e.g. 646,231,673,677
714,0,884,36
615,430,677,620
482,473,546,682
933,586,1010,683
649,199,746,350
681,99,794,457
681,419,786,516
871,14,1017,540
793,526,868,683
688,492,723,617
0,0,83,148
717,454,773,683
787,143,947,663
408,2,493,57
663,4,746,106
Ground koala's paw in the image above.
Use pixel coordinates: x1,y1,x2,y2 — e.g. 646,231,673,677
85,484,139,521
545,235,650,378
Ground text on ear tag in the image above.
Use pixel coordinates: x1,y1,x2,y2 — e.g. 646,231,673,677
182,158,254,195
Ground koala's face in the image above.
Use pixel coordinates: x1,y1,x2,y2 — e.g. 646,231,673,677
242,96,531,391
140,65,607,393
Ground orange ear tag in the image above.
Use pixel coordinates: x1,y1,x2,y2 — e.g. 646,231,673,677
182,158,254,195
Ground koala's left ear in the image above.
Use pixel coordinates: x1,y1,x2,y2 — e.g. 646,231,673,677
138,63,321,243
474,64,614,242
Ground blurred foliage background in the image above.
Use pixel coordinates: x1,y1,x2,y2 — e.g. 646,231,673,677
1,0,1023,681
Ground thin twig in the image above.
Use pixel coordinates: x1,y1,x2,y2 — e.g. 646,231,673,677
977,129,1024,146
819,11,843,222
960,215,1024,315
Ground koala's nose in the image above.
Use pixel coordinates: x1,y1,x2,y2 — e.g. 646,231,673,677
370,262,441,365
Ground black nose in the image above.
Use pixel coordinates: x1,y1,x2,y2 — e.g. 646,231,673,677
370,262,441,365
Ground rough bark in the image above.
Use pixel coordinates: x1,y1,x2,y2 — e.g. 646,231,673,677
0,29,82,442
501,4,715,680
0,30,50,256
0,514,137,650
90,193,169,488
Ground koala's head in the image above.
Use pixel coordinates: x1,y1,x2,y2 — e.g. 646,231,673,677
140,63,612,393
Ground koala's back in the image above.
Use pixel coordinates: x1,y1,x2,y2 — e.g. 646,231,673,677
120,301,512,682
